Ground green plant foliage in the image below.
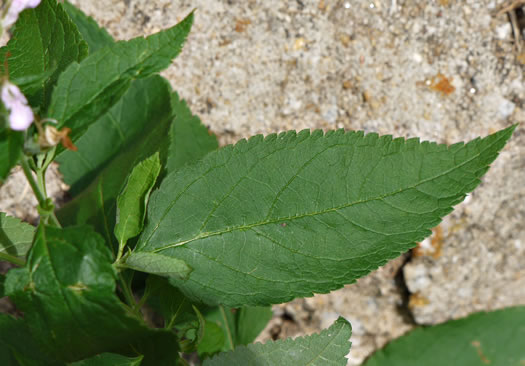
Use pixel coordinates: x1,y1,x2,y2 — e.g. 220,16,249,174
56,76,174,244
70,353,143,366
0,127,24,181
47,12,194,143
167,92,219,173
0,0,88,108
62,1,114,54
202,305,273,355
235,306,274,345
364,307,525,366
203,317,352,366
56,76,171,195
134,126,515,307
123,252,192,280
0,212,35,259
145,275,196,329
115,152,161,247
4,225,178,364
0,313,57,365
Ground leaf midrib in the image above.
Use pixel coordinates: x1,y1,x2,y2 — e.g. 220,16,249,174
144,132,504,254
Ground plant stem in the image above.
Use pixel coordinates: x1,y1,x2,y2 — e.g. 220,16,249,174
219,305,235,350
118,271,136,310
0,252,25,266
20,156,46,205
20,155,61,228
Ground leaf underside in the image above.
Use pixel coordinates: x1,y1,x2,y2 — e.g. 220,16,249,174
363,306,525,366
134,126,515,307
204,317,352,366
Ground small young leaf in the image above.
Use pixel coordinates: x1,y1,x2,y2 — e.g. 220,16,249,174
0,128,24,181
0,0,88,108
63,1,115,54
135,126,515,307
115,152,161,246
4,225,179,364
123,252,192,280
48,12,194,143
167,92,218,173
204,317,352,366
363,307,525,366
70,353,143,366
0,212,35,258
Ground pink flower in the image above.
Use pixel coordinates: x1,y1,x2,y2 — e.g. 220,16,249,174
1,81,34,131
2,0,41,29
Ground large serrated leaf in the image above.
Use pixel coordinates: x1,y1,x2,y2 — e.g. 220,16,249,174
0,212,35,259
63,1,114,54
134,126,515,307
4,225,178,364
363,307,525,366
203,317,352,366
0,0,88,108
48,12,193,143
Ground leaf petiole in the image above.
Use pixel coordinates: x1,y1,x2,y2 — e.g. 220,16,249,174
0,252,25,267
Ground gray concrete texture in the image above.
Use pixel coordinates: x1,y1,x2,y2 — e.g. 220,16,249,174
1,0,524,364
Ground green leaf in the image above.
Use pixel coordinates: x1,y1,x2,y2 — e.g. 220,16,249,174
63,1,114,54
198,322,226,358
203,317,352,366
56,77,173,246
0,313,58,366
56,75,171,196
167,92,218,173
0,128,24,182
363,307,525,366
0,212,35,258
123,252,192,280
0,274,4,298
115,152,161,246
4,225,178,364
0,0,88,108
48,12,193,143
235,306,273,346
200,305,272,354
135,126,515,307
70,353,143,366
145,275,196,328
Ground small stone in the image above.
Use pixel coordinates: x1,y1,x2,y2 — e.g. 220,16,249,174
495,23,511,40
